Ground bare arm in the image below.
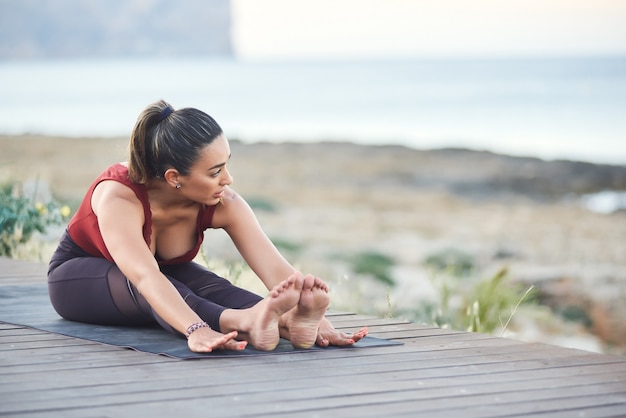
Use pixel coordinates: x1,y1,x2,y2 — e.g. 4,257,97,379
213,188,369,347
92,181,243,352
211,188,296,291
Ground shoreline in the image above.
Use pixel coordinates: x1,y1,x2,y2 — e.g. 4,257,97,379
2,134,625,202
4,132,626,166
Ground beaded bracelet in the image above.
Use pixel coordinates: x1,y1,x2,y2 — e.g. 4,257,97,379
185,321,210,339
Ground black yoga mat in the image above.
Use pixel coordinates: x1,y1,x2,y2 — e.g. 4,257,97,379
0,284,401,359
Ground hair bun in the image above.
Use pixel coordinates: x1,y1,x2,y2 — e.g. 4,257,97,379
157,106,174,122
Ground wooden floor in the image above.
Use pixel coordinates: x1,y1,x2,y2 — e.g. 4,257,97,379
1,257,625,417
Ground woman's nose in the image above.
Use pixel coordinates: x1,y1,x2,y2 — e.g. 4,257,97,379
221,168,233,185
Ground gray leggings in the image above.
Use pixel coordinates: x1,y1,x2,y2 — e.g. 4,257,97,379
48,231,263,336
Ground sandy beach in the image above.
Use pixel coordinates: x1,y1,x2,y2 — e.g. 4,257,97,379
2,134,625,354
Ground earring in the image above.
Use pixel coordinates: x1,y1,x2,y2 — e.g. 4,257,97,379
175,184,181,189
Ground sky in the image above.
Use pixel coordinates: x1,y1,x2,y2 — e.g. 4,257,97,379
231,0,626,60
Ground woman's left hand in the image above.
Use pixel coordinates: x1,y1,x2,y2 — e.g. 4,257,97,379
315,317,368,347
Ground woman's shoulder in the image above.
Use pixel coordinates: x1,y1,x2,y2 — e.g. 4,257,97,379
92,163,145,207
93,179,142,210
222,186,240,203
92,163,137,193
210,187,254,229
103,162,129,178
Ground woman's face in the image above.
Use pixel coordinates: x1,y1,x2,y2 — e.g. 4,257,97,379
180,134,233,205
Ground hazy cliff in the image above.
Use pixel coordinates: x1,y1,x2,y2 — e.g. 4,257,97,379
0,0,232,59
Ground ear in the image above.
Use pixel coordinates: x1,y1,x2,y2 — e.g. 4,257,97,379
163,168,181,188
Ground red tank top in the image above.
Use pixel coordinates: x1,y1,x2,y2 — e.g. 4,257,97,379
67,163,216,265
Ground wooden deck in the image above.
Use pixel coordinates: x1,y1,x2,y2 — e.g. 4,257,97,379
1,256,625,417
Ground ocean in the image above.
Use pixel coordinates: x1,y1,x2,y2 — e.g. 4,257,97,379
1,56,625,165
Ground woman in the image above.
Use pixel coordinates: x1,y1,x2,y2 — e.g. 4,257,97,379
48,100,368,353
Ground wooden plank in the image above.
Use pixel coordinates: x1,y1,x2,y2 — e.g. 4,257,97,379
5,358,624,408
7,342,616,400
519,404,626,418
0,343,119,360
1,257,626,418
2,333,578,376
9,376,622,418
3,336,623,391
0,257,48,272
3,365,625,417
3,369,623,418
0,332,98,344
0,336,620,418
252,392,626,418
2,356,624,418
0,328,49,337
2,321,623,378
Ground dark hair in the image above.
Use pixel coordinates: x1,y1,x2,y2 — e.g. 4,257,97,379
128,100,223,184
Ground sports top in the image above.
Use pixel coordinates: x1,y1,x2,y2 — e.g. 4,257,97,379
67,163,216,265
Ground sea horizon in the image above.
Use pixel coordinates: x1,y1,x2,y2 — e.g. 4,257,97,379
1,55,625,165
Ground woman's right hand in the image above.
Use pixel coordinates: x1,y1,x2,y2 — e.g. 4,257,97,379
187,328,247,353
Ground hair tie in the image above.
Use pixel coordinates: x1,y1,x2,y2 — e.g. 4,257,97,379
157,106,173,122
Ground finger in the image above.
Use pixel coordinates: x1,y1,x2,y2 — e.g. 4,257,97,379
212,331,240,349
190,331,243,353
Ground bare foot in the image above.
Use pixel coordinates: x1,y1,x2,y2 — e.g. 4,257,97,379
283,274,330,349
245,274,302,351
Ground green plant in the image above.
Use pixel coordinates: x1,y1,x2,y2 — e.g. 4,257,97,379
246,197,277,212
385,287,393,318
400,266,536,336
0,182,70,258
554,305,593,328
197,244,249,287
351,251,396,286
271,237,303,254
423,247,475,277
464,267,536,334
396,270,458,329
